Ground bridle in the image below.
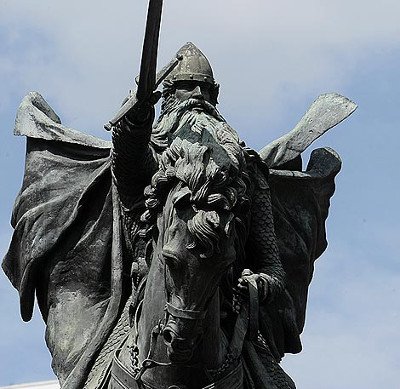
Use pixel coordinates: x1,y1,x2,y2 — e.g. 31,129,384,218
128,242,209,384
164,302,207,321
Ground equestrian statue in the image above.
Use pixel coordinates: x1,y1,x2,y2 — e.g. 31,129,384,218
3,1,356,388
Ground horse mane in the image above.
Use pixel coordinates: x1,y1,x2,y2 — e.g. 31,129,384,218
140,124,251,261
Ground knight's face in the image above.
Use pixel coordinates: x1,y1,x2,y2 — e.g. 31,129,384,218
173,81,213,106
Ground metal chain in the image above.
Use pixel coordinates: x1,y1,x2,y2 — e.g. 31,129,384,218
129,343,141,376
208,352,238,380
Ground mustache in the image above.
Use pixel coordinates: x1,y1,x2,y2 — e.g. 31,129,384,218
181,98,212,111
163,97,225,122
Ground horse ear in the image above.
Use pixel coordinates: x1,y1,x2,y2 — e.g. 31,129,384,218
172,186,191,205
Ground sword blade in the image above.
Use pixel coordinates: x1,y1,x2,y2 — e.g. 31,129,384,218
136,0,164,102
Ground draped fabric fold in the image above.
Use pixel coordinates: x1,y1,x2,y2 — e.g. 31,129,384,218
3,93,125,388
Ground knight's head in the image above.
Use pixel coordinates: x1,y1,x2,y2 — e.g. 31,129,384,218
151,43,223,149
163,42,220,107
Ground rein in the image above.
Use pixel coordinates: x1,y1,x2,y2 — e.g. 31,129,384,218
131,320,170,382
129,273,172,382
208,279,259,380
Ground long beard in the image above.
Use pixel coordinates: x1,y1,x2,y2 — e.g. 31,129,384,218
151,96,245,175
151,97,227,150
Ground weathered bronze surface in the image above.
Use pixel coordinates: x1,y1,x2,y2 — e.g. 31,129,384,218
3,3,356,389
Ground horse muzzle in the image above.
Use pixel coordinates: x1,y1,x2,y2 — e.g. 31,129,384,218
162,300,207,363
163,324,198,363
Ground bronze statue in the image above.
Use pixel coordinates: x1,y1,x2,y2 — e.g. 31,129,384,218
2,2,356,388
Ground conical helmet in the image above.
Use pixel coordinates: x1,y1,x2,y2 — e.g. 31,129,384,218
166,42,216,86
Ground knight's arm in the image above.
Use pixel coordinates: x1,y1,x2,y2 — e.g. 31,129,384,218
111,103,158,208
246,170,285,301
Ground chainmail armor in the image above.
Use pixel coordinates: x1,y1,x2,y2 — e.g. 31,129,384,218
247,161,285,299
111,115,158,210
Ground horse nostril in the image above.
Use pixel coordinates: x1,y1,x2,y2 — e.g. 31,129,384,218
163,328,173,344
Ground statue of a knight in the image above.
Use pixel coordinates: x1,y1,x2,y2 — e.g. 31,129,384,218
112,41,290,384
113,42,285,323
3,38,355,389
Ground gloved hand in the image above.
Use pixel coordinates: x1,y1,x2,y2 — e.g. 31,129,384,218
124,90,162,125
237,269,272,302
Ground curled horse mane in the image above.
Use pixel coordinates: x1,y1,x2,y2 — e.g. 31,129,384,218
141,124,252,261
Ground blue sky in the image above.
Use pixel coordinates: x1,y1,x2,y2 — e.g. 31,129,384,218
1,1,399,387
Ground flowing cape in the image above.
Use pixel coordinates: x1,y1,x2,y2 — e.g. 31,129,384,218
2,92,123,389
3,92,340,388
260,149,340,356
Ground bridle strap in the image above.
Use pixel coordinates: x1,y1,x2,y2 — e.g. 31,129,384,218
165,302,207,320
229,280,260,360
247,278,259,340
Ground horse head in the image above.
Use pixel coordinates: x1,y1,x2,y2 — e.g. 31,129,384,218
142,135,250,364
161,184,237,363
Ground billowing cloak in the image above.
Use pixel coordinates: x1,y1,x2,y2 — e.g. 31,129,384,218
241,148,340,389
3,92,340,388
3,92,123,389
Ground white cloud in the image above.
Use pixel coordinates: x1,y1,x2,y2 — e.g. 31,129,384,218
1,0,399,137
